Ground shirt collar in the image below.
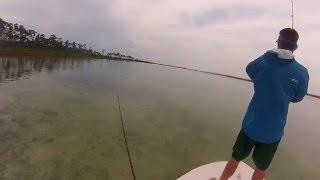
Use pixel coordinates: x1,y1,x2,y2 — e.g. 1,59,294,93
267,48,294,60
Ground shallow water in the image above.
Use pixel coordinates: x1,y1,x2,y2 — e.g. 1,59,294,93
0,57,319,180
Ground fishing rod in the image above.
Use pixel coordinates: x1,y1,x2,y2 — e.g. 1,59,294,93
110,58,320,99
150,62,320,99
116,95,137,180
108,2,320,100
291,0,294,28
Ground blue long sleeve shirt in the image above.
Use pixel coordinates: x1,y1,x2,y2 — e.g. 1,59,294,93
242,51,309,143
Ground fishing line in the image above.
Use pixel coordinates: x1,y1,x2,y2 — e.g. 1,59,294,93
112,59,319,99
116,95,137,180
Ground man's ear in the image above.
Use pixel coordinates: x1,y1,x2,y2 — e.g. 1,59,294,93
293,44,298,51
277,42,281,49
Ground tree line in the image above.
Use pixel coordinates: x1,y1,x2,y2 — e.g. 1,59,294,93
0,18,103,56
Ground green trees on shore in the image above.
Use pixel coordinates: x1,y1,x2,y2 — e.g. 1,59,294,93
0,18,102,56
0,18,140,60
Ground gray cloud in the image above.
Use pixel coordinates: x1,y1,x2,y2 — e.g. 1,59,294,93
0,0,134,53
0,0,319,93
182,4,265,26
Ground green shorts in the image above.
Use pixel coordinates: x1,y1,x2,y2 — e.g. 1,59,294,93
232,129,280,170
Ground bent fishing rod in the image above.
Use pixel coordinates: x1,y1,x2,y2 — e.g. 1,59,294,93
110,58,319,99
109,1,319,99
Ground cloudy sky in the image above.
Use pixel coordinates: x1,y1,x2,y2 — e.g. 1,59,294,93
0,0,319,94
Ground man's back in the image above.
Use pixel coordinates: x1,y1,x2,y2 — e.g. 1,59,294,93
219,28,307,180
242,49,309,143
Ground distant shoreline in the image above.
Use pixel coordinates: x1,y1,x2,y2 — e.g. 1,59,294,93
0,46,155,63
0,46,105,59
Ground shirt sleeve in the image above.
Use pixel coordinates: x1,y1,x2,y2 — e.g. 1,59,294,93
291,70,309,103
246,57,267,82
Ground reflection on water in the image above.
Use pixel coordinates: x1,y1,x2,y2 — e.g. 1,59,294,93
0,57,93,84
0,57,319,180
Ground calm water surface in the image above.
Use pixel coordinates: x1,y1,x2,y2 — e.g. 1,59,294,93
0,57,319,180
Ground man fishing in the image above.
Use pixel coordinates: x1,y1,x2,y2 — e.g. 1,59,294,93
218,28,309,180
